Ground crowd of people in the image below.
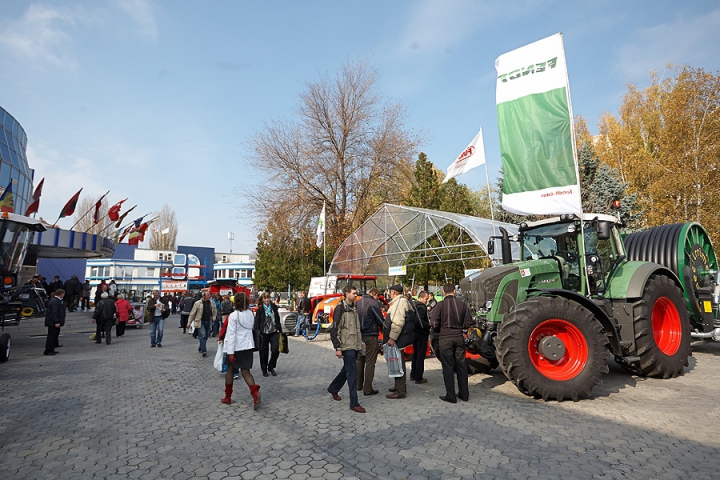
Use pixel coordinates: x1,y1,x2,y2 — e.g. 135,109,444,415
43,276,473,413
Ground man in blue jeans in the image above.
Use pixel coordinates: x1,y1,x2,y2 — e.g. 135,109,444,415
188,289,217,357
146,290,166,347
326,285,365,413
294,291,311,336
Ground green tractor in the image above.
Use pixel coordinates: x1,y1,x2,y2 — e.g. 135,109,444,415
460,213,719,400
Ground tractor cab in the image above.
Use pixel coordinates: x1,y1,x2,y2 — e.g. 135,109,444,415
517,213,624,297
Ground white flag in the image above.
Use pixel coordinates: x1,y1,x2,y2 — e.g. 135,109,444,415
316,202,325,248
442,128,487,183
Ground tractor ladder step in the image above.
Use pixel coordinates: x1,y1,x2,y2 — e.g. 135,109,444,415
622,356,641,363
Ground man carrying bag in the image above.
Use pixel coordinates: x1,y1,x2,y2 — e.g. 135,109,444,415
383,285,415,399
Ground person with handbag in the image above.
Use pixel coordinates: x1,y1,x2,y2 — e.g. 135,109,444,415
383,285,415,399
220,292,261,409
254,292,282,377
430,283,473,403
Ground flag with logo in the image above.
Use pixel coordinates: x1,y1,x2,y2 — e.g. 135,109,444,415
443,128,486,183
316,202,325,248
25,178,44,216
0,181,14,213
495,33,582,215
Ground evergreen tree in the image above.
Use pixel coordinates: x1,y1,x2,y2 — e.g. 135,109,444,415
578,142,643,226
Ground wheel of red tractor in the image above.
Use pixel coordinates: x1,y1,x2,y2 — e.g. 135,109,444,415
622,275,691,378
496,296,609,401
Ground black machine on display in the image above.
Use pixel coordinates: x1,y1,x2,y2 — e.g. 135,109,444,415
0,212,47,362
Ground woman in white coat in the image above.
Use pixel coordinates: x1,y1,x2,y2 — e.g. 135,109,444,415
220,293,261,409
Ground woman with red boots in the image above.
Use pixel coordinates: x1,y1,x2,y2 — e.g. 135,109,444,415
221,292,261,409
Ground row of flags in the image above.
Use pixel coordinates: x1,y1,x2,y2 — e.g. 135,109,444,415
0,177,165,246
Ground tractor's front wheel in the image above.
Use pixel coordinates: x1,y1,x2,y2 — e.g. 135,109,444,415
624,275,691,378
496,296,609,401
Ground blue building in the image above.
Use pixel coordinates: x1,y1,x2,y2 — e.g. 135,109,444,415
0,107,34,215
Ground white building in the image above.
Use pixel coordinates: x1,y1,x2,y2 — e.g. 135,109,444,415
213,252,255,287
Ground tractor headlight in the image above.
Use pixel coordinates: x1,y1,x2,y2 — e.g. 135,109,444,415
485,300,493,310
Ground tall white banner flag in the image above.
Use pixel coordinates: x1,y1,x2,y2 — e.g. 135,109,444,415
316,202,326,247
443,128,487,183
495,33,582,215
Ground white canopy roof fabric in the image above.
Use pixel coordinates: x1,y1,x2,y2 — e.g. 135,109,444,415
329,204,519,275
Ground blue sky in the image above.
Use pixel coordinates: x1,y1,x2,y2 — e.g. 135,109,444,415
1,0,719,253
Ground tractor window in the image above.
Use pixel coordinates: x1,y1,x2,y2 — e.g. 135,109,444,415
521,223,581,289
584,227,617,295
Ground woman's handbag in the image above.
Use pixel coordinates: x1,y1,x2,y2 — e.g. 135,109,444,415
279,333,289,354
252,328,262,352
383,343,404,377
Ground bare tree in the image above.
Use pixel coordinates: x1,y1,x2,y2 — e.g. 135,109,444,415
148,204,178,250
246,59,420,250
71,197,113,234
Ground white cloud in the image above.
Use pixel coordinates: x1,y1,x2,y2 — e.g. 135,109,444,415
0,4,78,68
615,7,720,80
114,0,159,39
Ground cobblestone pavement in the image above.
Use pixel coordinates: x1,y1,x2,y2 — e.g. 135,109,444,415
2,311,720,479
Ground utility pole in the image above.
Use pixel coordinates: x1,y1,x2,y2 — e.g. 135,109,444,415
228,232,234,253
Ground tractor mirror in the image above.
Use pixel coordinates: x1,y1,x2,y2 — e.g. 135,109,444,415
597,221,611,240
487,240,495,255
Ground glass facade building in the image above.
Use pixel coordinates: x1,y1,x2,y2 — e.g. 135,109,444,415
0,107,33,214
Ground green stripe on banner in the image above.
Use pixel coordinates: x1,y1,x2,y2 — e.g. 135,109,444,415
497,87,576,194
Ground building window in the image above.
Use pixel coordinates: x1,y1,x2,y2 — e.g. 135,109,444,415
146,268,156,277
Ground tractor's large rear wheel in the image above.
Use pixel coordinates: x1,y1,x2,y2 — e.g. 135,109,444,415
623,275,691,378
496,296,609,401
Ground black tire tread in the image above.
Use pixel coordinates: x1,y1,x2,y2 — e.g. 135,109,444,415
496,296,609,401
623,275,691,378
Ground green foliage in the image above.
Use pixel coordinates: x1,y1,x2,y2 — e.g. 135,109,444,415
253,227,330,292
404,153,492,289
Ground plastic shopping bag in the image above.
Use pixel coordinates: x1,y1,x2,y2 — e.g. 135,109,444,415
213,347,224,372
188,322,195,335
383,343,404,378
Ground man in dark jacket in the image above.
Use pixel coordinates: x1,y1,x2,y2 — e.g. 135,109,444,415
254,292,282,376
63,275,81,312
93,292,117,345
430,283,473,403
355,288,385,396
410,290,431,384
49,276,63,296
327,285,365,413
180,291,195,334
44,289,66,355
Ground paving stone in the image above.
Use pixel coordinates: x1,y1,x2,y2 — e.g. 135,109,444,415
1,313,720,479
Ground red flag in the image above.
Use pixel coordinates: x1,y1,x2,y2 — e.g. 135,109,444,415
25,178,44,216
93,199,102,224
59,189,83,219
108,198,127,222
114,205,136,228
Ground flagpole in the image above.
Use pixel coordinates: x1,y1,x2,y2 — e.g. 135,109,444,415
70,190,109,230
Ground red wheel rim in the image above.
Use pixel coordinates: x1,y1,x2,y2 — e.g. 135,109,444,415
528,319,588,381
652,297,682,356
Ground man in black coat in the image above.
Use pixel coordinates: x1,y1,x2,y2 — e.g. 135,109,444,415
93,292,117,345
355,288,385,396
44,289,66,355
49,275,63,296
410,291,432,384
430,283,473,403
63,275,81,312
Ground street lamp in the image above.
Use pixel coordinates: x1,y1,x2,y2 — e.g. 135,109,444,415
228,232,234,253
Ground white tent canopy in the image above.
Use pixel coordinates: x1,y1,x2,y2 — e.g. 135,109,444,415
329,204,519,275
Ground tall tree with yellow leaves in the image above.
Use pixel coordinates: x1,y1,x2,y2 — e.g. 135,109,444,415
596,66,720,240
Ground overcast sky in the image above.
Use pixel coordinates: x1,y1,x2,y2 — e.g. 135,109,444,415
1,0,718,253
